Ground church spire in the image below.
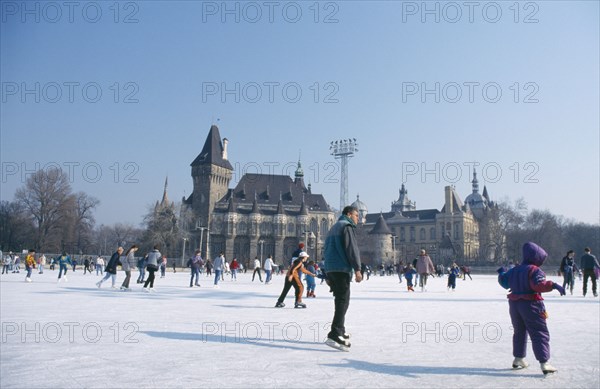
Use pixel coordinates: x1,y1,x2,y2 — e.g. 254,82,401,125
471,168,479,194
161,176,170,206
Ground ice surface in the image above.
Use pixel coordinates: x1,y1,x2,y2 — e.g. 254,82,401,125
1,270,598,388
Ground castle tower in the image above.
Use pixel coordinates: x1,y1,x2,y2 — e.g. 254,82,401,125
189,125,234,229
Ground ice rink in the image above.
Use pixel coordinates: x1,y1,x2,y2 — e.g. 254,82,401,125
1,269,598,388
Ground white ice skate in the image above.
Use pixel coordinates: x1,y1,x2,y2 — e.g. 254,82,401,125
512,358,529,369
540,362,557,375
25,277,32,283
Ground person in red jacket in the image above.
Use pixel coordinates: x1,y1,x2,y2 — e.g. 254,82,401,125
230,258,240,281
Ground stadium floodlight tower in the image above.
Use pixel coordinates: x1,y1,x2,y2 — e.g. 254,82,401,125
330,138,358,213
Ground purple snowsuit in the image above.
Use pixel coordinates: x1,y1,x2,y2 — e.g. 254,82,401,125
498,242,559,363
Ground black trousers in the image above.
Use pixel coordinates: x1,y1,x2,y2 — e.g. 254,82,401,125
144,269,156,288
582,269,597,295
328,272,351,338
277,276,302,303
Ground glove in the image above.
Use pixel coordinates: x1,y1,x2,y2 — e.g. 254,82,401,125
553,283,566,296
496,267,506,274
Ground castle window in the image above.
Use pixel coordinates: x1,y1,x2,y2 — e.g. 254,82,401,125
419,228,426,241
287,222,295,234
430,227,436,240
410,227,415,242
238,222,247,235
400,227,405,241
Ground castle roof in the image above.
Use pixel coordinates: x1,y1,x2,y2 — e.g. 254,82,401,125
214,173,330,215
370,213,393,234
190,125,234,170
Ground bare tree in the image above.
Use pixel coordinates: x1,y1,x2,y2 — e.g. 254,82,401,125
0,201,34,251
14,168,75,251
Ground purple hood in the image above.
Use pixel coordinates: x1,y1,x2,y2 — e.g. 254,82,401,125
521,242,548,266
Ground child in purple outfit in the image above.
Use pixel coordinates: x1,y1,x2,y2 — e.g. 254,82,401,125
497,242,565,375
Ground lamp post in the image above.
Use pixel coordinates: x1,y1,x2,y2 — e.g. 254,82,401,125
258,239,264,267
197,226,206,258
181,238,187,267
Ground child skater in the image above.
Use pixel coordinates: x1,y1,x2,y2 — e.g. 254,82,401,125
447,263,460,291
497,242,565,375
404,264,416,292
275,252,316,308
305,260,317,298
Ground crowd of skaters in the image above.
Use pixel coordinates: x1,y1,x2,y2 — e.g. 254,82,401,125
1,204,599,376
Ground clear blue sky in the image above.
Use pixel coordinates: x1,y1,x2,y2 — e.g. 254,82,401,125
1,1,598,226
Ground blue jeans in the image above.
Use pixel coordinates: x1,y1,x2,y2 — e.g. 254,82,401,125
137,266,145,282
58,264,68,279
95,264,102,275
214,270,222,285
26,266,33,278
265,269,272,283
231,269,237,280
99,272,116,287
190,268,200,286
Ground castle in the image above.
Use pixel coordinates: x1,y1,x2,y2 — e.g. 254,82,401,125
181,125,497,266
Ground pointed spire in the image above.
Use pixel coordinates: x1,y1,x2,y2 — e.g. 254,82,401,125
370,213,392,234
299,196,309,215
295,158,304,178
161,176,169,206
472,168,479,194
227,196,235,213
251,196,260,213
276,196,285,214
482,185,490,201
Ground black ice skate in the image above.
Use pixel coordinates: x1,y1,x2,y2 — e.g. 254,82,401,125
325,335,351,352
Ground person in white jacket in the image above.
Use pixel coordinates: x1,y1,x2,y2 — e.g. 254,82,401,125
252,257,263,282
263,255,275,284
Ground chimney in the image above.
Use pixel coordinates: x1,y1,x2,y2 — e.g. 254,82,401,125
222,138,229,160
444,186,453,214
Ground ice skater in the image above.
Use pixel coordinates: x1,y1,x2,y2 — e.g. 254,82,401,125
120,245,138,291
559,250,579,295
251,257,263,282
447,263,460,291
580,247,600,297
497,242,565,375
189,250,203,287
404,264,416,292
24,249,36,282
143,246,161,292
305,260,317,298
97,247,123,289
56,252,72,282
264,255,275,284
460,265,472,280
275,251,316,308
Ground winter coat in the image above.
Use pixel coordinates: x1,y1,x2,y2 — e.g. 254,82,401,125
105,251,121,274
498,242,555,301
580,253,600,270
213,255,225,271
56,255,72,267
324,214,361,274
146,250,161,270
190,255,204,270
416,255,435,275
263,257,274,271
120,251,134,272
230,259,239,270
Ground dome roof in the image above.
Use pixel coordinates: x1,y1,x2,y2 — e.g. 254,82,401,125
351,194,368,212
